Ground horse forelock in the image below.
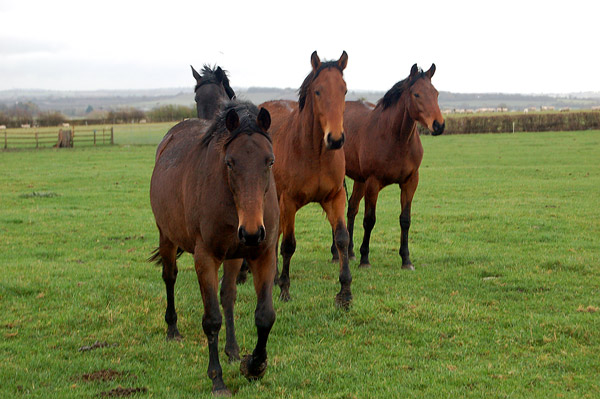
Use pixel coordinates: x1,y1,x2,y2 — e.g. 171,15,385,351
201,101,271,149
298,61,345,111
378,68,428,110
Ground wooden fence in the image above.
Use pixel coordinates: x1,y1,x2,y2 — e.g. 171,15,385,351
2,126,114,149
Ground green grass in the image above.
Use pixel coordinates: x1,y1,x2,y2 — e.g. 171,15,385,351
1,130,599,398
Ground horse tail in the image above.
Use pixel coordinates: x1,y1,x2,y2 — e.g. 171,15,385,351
148,247,184,266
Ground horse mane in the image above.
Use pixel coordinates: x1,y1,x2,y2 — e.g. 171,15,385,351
298,61,345,111
378,67,426,110
201,101,271,148
195,65,236,99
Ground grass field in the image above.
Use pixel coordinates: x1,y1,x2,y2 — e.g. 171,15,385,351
1,130,599,398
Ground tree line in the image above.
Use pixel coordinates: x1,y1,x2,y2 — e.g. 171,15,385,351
0,102,196,127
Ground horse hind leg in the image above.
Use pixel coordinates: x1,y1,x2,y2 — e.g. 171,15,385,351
331,180,363,262
359,179,381,268
221,259,243,362
151,233,183,341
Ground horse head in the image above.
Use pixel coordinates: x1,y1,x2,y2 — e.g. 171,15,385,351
406,64,445,136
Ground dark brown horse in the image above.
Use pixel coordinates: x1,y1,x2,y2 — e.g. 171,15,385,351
149,101,278,396
260,51,352,308
331,63,444,269
191,65,236,119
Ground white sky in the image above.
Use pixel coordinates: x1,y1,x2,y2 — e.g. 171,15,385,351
0,0,598,94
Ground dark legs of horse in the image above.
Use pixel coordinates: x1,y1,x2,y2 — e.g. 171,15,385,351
236,259,250,284
159,233,182,341
331,181,363,262
194,247,229,396
399,172,419,270
359,179,381,268
240,249,277,381
323,189,352,309
221,259,243,362
278,197,297,301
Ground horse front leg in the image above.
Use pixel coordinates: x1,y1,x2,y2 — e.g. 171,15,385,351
330,180,364,262
193,246,229,396
221,258,243,362
241,247,277,381
278,195,297,302
322,188,352,309
399,172,419,270
359,179,382,268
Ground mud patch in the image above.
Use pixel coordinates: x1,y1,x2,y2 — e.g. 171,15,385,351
99,386,147,397
79,341,119,352
78,369,136,382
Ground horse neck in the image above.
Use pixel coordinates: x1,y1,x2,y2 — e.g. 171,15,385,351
389,95,417,143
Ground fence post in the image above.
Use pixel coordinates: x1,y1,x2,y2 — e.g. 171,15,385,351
93,129,96,145
72,126,75,147
35,130,39,148
110,126,114,145
4,129,7,149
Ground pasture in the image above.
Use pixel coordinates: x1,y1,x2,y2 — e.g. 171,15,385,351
1,129,599,398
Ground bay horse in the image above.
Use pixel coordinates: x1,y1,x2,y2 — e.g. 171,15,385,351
331,63,444,269
191,65,236,119
149,101,278,396
260,51,352,308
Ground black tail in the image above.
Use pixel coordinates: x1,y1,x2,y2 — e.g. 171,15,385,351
148,247,184,266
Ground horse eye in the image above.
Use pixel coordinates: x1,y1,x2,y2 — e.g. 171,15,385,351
414,93,420,98
315,90,320,96
268,159,275,168
225,160,233,169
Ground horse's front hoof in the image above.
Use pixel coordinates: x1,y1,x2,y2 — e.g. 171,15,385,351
331,256,339,263
166,326,183,341
358,262,371,269
402,263,415,271
240,354,267,381
225,346,240,363
279,288,291,302
335,292,352,310
212,387,232,397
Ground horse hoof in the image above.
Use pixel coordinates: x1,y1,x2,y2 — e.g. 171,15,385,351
335,293,352,310
279,291,291,302
166,326,183,341
349,255,356,261
331,257,339,263
358,263,371,269
225,347,240,363
402,263,415,271
240,354,267,381
212,387,232,397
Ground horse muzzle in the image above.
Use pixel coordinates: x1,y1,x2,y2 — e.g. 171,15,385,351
325,132,345,150
432,120,445,136
238,225,266,246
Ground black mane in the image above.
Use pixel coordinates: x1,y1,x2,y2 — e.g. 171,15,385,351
201,101,271,147
298,61,344,110
378,68,426,109
194,65,236,100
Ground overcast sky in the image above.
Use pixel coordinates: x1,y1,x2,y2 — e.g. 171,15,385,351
0,0,598,94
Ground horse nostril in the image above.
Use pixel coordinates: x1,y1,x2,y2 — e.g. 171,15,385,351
259,226,266,242
432,121,445,136
326,133,345,150
238,227,246,242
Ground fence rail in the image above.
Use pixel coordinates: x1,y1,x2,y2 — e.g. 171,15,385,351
2,127,113,149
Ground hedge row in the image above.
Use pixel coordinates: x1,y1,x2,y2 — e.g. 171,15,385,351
437,111,600,135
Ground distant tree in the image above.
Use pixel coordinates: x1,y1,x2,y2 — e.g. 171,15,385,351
147,105,195,122
85,105,94,114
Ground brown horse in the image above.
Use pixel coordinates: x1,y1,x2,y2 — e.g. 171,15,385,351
191,65,236,119
149,101,279,396
260,51,352,308
331,63,444,269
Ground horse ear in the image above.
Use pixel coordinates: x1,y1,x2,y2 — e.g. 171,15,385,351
426,63,436,78
215,66,225,83
311,51,321,72
410,64,419,78
225,109,240,132
191,65,201,83
337,51,348,71
257,108,271,131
